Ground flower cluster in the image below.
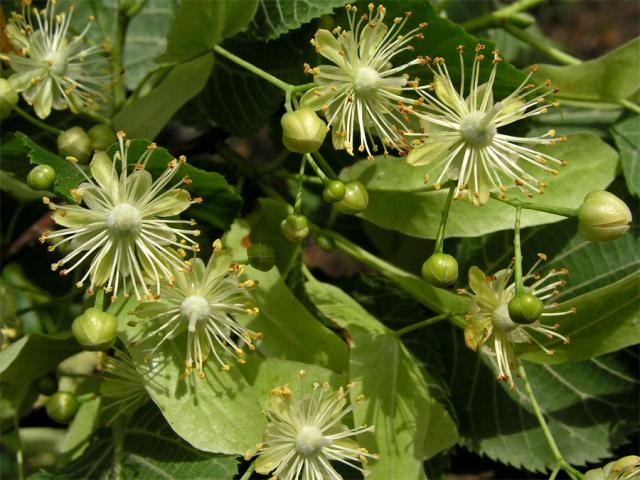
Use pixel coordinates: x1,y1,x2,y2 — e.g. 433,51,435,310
40,132,201,301
253,371,377,480
460,255,575,388
131,240,261,378
2,0,110,118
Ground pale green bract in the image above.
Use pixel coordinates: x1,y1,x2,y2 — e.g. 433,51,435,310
41,133,200,301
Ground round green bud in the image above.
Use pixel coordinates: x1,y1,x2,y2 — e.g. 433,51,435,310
87,124,115,151
583,468,605,480
314,235,334,252
0,78,18,119
247,243,276,271
280,213,309,242
322,179,346,203
606,456,640,480
57,127,93,164
71,307,118,351
281,109,327,153
37,374,58,396
578,191,632,242
421,253,458,288
26,165,56,191
46,392,78,424
335,181,369,215
507,293,544,324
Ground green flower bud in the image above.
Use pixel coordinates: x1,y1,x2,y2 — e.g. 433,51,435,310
335,181,369,215
46,392,79,424
57,127,93,164
26,165,56,191
281,109,327,153
322,179,346,203
314,235,335,252
0,78,18,119
88,124,115,151
37,374,58,396
248,243,276,271
578,191,632,242
508,293,544,324
280,214,309,242
72,307,117,351
606,456,640,480
421,253,458,288
584,468,605,480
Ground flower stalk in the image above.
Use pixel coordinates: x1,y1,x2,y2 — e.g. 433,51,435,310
489,192,578,217
434,183,456,254
513,207,525,294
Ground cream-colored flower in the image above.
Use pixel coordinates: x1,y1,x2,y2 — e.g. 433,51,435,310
132,242,261,378
254,372,377,480
405,45,565,205
460,255,574,388
3,0,110,118
41,132,200,301
300,3,427,158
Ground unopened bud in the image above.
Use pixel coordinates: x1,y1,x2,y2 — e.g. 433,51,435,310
281,109,327,153
322,179,346,203
421,253,458,288
72,307,118,351
508,293,544,324
58,127,93,164
280,213,309,242
335,180,369,215
88,124,115,151
27,165,56,191
46,392,79,424
578,191,632,242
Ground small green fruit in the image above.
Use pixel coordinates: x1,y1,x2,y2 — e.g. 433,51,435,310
280,213,309,242
281,109,327,153
335,181,369,215
57,127,92,164
578,191,632,242
0,78,18,119
322,180,346,203
88,124,115,151
421,253,458,288
72,307,118,351
26,165,56,191
46,392,79,424
508,293,544,324
247,243,276,271
37,374,58,396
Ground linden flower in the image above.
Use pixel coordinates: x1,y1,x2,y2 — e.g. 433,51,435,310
405,45,566,206
254,372,377,480
3,0,110,119
132,241,261,378
98,350,149,423
300,3,427,158
460,255,575,388
40,132,201,301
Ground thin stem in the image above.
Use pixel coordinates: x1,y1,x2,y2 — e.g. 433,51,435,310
394,313,450,337
503,24,581,65
240,462,256,480
312,151,337,179
434,183,456,254
294,156,307,212
304,153,328,182
549,463,562,480
291,82,316,93
13,414,24,480
4,203,25,245
111,4,131,111
620,99,640,115
213,45,292,92
513,207,524,295
94,289,105,311
489,192,578,217
518,364,584,479
462,0,545,32
112,417,126,480
13,105,62,135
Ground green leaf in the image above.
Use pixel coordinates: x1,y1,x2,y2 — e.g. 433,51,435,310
535,38,640,104
611,115,640,196
241,357,345,407
0,171,45,202
439,322,638,472
244,267,348,373
114,297,266,456
36,406,239,479
341,133,618,238
16,133,84,203
60,397,101,463
113,54,214,140
305,279,459,478
158,0,259,63
521,272,640,364
123,0,178,90
0,334,79,384
106,139,242,230
247,0,347,41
